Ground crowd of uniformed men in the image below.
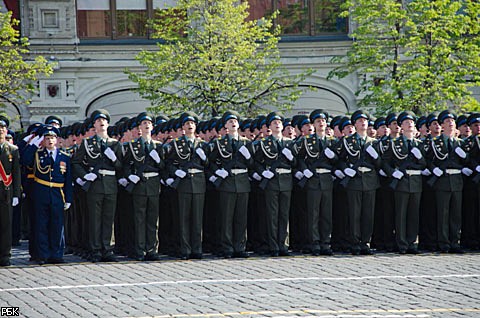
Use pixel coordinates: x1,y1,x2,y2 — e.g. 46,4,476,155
0,106,479,266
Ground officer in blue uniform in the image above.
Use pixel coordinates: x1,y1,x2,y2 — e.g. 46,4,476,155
22,125,73,264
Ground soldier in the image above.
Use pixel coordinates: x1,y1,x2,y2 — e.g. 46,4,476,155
382,111,426,254
165,111,209,260
253,111,296,256
426,110,468,253
123,112,165,261
208,110,253,258
22,125,73,264
337,110,381,255
416,116,429,140
0,116,21,267
297,109,338,256
72,109,123,262
457,115,472,140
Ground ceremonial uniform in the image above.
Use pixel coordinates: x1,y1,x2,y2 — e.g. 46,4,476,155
123,136,165,260
382,134,426,253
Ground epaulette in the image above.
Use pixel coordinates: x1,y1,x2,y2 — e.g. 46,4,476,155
60,150,70,157
433,136,438,141
262,138,266,141
175,138,179,141
131,140,135,143
306,135,311,139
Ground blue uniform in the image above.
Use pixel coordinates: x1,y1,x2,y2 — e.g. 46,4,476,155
22,145,73,261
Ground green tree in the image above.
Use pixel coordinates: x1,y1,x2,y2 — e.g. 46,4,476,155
0,9,53,109
127,0,312,117
328,0,480,115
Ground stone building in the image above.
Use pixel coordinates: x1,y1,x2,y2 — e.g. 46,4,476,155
5,0,473,130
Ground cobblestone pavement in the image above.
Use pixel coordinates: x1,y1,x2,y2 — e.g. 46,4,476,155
1,242,479,318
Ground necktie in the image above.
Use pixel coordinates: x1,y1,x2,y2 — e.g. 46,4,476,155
232,138,238,152
447,138,452,153
49,151,54,165
359,136,365,148
407,139,412,152
146,140,152,152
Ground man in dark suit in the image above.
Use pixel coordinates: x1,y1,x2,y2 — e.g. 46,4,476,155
336,110,382,255
208,110,253,258
22,125,73,264
296,109,338,256
253,112,296,256
382,111,426,254
164,111,209,260
123,112,165,261
0,116,21,267
426,110,469,253
72,109,123,262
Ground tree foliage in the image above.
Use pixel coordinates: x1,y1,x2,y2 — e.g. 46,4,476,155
0,10,53,109
127,0,312,117
328,0,480,115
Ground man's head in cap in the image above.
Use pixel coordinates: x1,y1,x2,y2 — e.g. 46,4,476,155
295,115,313,136
282,117,296,139
330,115,344,138
90,109,110,137
222,110,241,138
0,115,10,141
468,113,480,135
5,129,14,144
438,109,457,137
427,112,441,137
266,111,284,137
373,117,388,138
397,111,417,138
256,115,270,137
180,111,199,137
339,116,355,137
367,118,376,138
456,114,471,139
40,125,61,151
310,109,329,137
416,116,429,139
137,112,154,139
44,115,63,128
386,112,400,137
350,109,370,136
240,118,253,140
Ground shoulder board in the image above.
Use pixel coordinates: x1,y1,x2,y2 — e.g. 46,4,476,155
60,150,70,157
262,138,266,141
175,138,179,141
433,137,438,141
306,135,310,139
218,136,222,139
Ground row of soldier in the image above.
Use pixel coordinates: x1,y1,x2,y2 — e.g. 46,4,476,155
0,107,479,266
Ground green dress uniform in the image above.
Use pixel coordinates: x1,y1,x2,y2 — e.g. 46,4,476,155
382,136,426,252
165,135,208,259
72,135,123,261
253,135,296,256
462,133,480,250
208,134,253,257
426,134,468,252
336,133,381,254
0,142,21,266
296,134,338,254
123,137,165,260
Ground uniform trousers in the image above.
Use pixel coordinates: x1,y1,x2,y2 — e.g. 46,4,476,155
264,190,291,253
87,192,116,256
178,192,204,256
394,191,421,251
219,191,248,254
306,189,332,251
346,189,376,251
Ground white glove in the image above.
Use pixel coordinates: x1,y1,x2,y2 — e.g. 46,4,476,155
252,172,262,181
32,136,44,147
215,168,228,179
128,174,140,184
366,145,379,159
64,202,71,210
262,170,274,179
196,148,207,161
476,165,480,173
209,175,217,183
324,147,335,159
334,170,345,179
118,178,128,187
344,168,356,177
433,167,444,177
166,178,174,186
160,179,165,186
421,168,432,176
76,178,86,186
12,197,19,207
411,147,422,159
294,171,303,180
282,148,294,161
455,147,467,159
104,147,117,162
239,145,251,159
84,173,97,182
149,149,161,163
303,169,314,179
175,169,186,178
462,167,473,176
23,134,34,143
379,169,387,177
392,170,404,179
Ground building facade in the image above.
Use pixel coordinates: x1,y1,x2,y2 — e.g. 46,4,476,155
4,1,373,129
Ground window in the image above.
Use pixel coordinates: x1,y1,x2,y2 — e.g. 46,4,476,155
247,0,347,36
